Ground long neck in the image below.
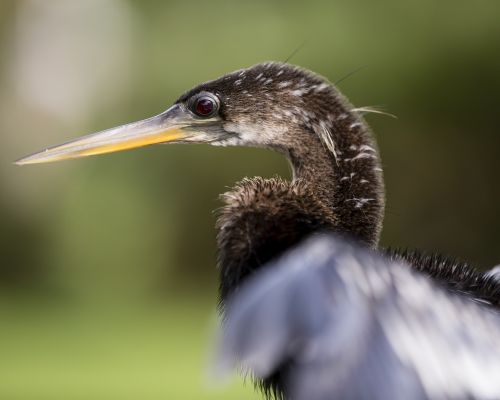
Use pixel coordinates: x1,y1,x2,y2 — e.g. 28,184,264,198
217,91,385,293
286,97,385,247
217,85,385,298
217,104,384,301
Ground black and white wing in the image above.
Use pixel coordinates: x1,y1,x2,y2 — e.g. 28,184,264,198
216,234,500,400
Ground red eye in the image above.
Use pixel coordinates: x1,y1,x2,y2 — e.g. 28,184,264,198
193,95,217,117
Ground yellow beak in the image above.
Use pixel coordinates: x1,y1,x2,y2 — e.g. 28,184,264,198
15,104,193,165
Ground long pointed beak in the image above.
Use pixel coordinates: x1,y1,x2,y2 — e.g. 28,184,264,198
15,104,193,165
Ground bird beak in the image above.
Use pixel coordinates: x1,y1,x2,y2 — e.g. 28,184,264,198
15,104,208,165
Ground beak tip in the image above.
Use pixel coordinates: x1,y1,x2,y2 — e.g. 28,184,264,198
14,153,48,166
14,158,27,166
14,155,35,166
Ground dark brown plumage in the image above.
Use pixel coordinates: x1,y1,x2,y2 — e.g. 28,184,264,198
217,177,335,301
201,62,500,398
210,62,384,297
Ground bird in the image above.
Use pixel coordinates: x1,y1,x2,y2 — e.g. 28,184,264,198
16,62,500,399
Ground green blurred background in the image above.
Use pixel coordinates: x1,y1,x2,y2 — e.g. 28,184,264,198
0,0,499,399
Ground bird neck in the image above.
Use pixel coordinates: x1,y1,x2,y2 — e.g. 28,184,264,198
217,86,385,302
286,110,384,247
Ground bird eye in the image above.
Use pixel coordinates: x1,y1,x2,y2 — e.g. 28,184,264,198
191,94,219,117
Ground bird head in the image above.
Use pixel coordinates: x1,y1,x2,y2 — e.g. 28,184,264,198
16,62,336,165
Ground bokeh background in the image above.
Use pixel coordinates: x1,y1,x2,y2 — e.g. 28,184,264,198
0,1,499,399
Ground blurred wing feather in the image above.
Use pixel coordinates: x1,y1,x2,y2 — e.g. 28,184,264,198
217,234,500,400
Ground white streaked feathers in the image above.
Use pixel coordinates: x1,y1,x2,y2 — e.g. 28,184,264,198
352,106,397,119
486,265,500,282
315,121,338,162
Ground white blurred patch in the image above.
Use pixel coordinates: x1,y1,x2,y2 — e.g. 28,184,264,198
485,265,500,282
10,0,135,124
1,0,136,212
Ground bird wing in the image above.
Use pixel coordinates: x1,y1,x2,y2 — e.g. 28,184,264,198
216,234,500,400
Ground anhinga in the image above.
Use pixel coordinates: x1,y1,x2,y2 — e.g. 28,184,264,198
16,62,500,399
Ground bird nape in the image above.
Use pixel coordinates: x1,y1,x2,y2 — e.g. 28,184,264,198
16,62,500,399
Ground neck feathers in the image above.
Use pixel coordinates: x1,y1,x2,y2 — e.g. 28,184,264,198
217,177,336,301
286,85,385,247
